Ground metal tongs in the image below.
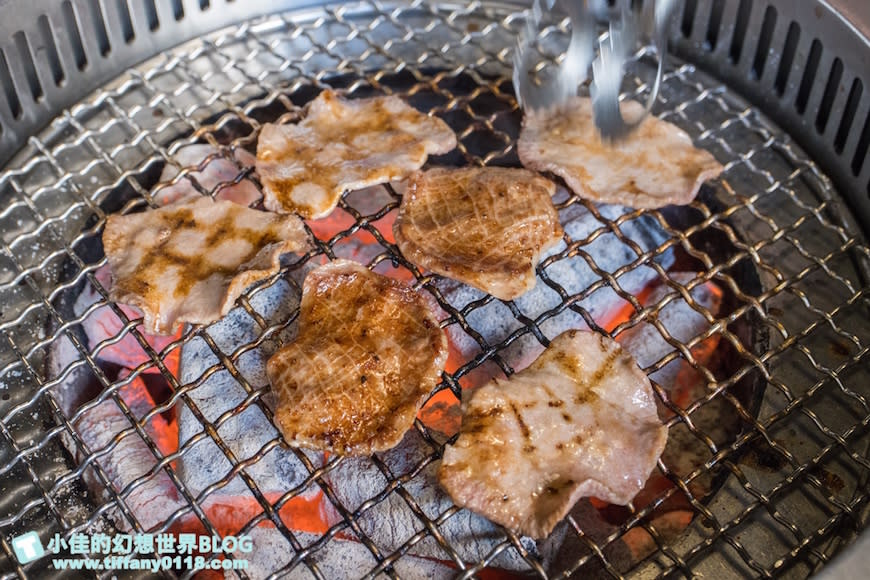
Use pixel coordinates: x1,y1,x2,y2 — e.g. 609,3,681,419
513,0,677,141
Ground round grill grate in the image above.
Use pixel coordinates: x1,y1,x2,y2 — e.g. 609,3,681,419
0,2,868,579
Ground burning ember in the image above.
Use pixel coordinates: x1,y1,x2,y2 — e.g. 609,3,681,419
48,179,745,578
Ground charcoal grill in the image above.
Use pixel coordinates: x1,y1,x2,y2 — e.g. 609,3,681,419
0,0,869,578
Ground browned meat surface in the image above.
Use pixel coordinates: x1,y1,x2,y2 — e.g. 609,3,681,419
394,167,563,301
267,260,448,455
103,197,310,335
256,90,456,219
438,330,667,538
518,96,723,208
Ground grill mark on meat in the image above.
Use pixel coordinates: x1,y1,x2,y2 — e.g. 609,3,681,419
545,478,575,495
573,349,617,405
464,405,503,436
129,208,288,298
509,402,530,439
509,401,536,454
542,384,566,411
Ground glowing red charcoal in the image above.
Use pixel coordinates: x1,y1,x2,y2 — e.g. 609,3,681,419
171,490,339,539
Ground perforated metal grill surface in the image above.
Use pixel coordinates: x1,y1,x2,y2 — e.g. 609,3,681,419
0,2,868,579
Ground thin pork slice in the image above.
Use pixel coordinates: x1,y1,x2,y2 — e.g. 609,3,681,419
439,330,667,538
256,90,456,218
518,96,723,208
103,196,311,335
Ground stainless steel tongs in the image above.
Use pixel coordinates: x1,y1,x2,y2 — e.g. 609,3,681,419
513,0,678,141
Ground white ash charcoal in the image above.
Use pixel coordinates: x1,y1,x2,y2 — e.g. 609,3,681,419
48,339,185,532
616,273,722,392
74,399,185,531
177,273,323,501
615,274,731,493
440,202,675,378
234,528,456,580
48,328,186,532
324,429,538,571
48,332,94,417
559,202,674,258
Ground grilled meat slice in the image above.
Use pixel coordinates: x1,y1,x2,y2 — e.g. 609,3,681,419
518,96,723,208
394,167,563,301
103,196,311,335
256,90,456,219
267,260,448,455
438,330,667,538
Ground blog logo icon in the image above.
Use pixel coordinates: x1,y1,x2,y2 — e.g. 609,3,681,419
11,531,45,564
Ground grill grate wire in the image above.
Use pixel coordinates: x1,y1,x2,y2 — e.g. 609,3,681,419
0,2,867,579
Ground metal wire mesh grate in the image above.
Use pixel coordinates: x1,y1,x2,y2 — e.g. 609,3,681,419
0,1,868,578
